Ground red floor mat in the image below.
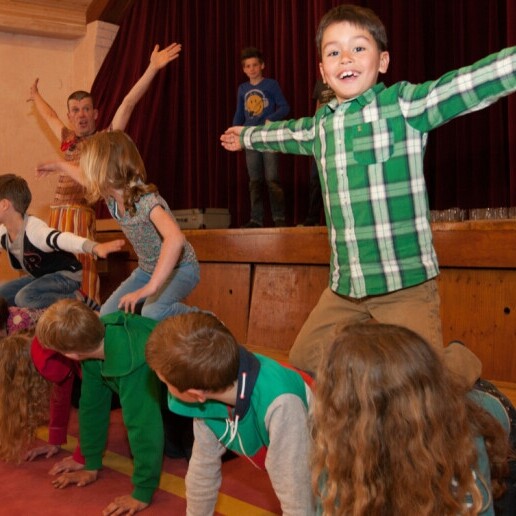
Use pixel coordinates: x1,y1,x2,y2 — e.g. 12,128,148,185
0,407,281,515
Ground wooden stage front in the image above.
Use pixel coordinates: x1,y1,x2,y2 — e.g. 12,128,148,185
97,220,516,384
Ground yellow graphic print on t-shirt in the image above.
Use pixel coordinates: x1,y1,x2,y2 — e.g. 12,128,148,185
245,90,269,117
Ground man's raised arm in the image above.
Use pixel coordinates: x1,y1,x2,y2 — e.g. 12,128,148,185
28,78,66,140
111,42,182,131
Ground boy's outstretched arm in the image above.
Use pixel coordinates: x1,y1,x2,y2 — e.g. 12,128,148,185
220,126,244,151
92,239,126,259
111,42,182,131
28,78,66,140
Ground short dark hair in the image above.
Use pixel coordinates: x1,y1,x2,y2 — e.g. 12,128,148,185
240,47,264,64
67,90,94,111
146,312,240,393
316,4,388,57
0,174,31,215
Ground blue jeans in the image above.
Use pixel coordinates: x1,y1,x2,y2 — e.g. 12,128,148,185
0,272,80,308
100,261,200,320
245,149,286,224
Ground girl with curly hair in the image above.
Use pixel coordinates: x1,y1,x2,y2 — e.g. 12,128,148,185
0,331,52,463
311,323,510,515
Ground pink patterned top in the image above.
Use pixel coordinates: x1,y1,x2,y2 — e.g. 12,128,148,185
6,306,45,335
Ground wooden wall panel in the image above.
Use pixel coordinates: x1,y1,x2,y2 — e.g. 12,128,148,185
246,264,329,358
184,263,251,345
438,269,516,380
98,252,135,302
97,223,516,383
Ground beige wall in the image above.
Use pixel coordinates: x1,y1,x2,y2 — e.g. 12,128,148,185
0,21,117,281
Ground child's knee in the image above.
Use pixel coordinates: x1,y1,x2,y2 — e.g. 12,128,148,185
14,288,36,308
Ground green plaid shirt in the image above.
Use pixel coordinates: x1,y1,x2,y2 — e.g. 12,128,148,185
242,47,516,298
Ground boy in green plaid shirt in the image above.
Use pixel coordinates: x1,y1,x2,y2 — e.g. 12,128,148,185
222,4,516,380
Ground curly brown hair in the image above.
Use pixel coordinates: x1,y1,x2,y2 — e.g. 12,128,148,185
311,323,509,515
0,331,52,463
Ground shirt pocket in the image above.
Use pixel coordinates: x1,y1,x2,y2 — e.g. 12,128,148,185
349,119,395,164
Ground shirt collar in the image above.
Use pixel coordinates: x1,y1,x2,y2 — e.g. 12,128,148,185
233,346,261,420
326,82,386,112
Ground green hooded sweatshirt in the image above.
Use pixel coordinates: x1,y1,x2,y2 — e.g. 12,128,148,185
79,311,164,504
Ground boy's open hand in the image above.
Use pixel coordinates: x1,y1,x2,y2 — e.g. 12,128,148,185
150,42,182,70
93,239,126,259
49,455,85,476
220,127,244,151
102,494,149,515
52,468,97,489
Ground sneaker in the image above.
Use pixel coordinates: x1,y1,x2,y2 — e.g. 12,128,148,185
241,220,263,228
76,289,101,312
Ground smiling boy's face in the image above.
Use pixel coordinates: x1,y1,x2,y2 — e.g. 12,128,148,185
319,21,389,103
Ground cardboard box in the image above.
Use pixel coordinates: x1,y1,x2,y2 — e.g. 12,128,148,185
172,208,231,229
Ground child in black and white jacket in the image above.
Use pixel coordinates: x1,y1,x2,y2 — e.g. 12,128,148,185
0,174,123,308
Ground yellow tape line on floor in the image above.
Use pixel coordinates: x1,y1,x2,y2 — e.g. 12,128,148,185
36,428,276,516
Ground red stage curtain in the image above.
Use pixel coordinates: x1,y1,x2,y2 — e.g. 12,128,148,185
91,0,515,225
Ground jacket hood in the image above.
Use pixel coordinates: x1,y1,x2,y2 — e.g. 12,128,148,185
100,311,158,377
168,346,260,419
31,336,79,383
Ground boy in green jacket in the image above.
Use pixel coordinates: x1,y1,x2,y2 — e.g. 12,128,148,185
146,312,314,515
36,299,163,515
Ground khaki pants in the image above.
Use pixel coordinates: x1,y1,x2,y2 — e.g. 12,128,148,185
289,280,481,387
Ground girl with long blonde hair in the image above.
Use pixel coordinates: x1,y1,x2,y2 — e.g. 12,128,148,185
311,323,509,515
37,130,200,319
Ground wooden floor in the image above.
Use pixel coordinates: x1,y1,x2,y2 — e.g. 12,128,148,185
491,380,516,407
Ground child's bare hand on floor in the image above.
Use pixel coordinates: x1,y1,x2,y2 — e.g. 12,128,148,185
102,495,148,515
51,468,97,489
49,455,85,476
